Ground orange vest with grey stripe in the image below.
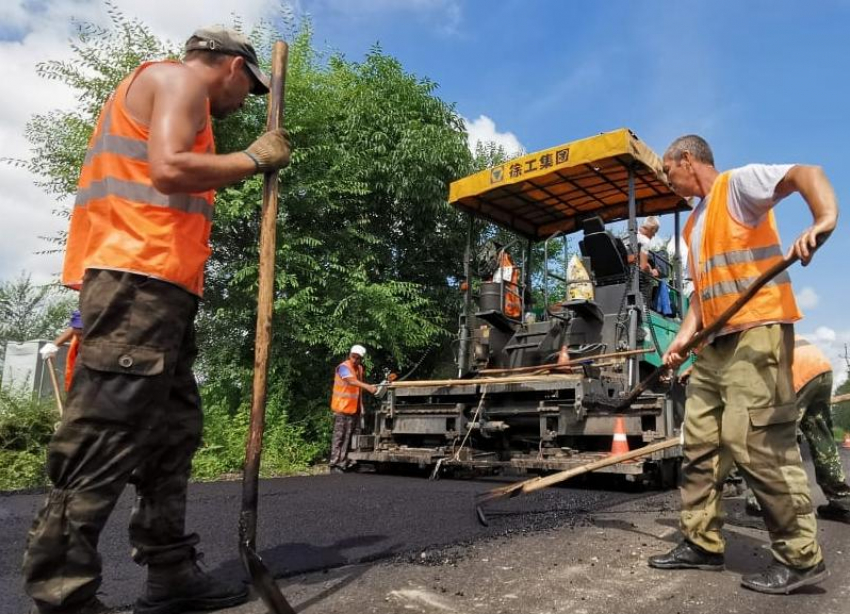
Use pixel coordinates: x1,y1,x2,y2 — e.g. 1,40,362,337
683,171,800,336
793,336,831,393
331,359,364,415
62,61,216,297
499,252,522,319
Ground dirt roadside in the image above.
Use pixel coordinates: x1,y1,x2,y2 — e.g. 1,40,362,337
208,490,849,614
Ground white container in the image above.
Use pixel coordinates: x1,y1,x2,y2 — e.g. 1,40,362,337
1,340,68,403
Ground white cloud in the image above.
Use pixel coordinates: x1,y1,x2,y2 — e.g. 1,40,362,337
462,114,523,157
795,286,820,310
798,326,850,389
0,0,277,285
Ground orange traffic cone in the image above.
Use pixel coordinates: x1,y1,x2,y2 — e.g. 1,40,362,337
842,432,850,450
557,344,570,365
610,416,630,456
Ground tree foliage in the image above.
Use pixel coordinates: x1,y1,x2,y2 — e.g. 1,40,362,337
0,272,76,351
13,4,476,477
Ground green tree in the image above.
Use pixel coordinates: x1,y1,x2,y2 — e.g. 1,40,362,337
15,4,476,477
0,272,76,351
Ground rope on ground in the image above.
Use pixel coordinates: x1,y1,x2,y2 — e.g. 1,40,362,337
429,386,488,480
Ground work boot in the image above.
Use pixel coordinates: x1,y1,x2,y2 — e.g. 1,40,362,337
741,560,828,595
134,556,249,614
329,464,344,474
648,540,725,571
817,502,850,524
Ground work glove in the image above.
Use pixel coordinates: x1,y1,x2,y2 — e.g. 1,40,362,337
244,128,291,173
40,343,59,361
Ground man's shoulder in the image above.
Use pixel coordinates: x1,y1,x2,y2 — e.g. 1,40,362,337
143,61,205,93
728,163,795,182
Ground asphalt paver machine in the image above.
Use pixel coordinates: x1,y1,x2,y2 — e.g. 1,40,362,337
352,129,693,486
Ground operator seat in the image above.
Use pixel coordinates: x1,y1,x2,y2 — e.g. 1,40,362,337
578,215,630,286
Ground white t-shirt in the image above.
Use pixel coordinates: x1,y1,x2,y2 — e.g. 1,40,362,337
688,163,794,279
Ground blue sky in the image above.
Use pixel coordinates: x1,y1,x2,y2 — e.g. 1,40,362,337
294,0,850,379
1,0,848,378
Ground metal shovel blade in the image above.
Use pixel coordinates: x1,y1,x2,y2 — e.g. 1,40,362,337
239,540,296,614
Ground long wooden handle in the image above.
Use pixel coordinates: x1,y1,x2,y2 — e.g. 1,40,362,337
477,437,680,504
45,356,64,417
832,392,850,405
241,40,289,550
478,348,652,376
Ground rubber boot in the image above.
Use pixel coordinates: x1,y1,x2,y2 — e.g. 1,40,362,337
134,556,249,614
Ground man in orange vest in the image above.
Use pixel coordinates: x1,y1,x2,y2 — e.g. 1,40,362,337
39,309,83,391
648,135,838,594
491,245,522,319
22,27,291,614
330,344,377,473
745,337,850,522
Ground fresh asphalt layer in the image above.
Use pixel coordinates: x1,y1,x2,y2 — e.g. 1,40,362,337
3,450,849,614
1,468,648,613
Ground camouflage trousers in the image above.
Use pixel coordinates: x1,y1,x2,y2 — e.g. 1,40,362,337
329,412,359,467
679,324,822,569
795,372,850,507
22,269,203,613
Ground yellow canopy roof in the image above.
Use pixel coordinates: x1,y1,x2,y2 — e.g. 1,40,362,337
449,128,688,239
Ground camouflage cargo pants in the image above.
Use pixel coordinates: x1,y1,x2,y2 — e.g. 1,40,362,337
742,371,850,511
680,324,822,569
798,371,850,509
329,413,358,467
22,269,203,613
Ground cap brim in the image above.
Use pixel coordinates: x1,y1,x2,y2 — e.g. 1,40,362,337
246,62,270,95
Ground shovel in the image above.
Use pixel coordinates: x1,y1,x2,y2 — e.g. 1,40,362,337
238,40,297,614
475,436,681,524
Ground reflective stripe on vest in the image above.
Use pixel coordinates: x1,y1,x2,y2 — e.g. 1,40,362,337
793,336,832,393
683,171,800,335
62,61,216,297
331,360,363,415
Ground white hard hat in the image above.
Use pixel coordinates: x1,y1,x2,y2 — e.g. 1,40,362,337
350,344,367,357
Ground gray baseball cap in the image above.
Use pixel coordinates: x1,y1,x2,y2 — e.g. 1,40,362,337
185,26,269,95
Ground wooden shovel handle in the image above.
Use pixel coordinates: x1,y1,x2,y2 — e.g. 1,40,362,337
478,437,680,504
242,40,289,550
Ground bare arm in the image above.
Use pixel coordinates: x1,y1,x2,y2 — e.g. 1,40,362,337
639,250,659,277
52,328,75,347
775,165,839,265
145,66,256,194
343,376,378,395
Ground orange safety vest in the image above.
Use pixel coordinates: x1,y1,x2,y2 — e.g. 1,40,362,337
683,171,800,336
495,252,522,319
62,61,216,297
792,336,832,393
64,335,80,392
331,359,365,415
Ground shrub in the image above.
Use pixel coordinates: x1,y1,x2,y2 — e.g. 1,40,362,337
0,388,57,490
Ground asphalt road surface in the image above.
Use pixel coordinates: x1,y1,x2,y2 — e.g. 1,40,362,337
3,451,849,614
